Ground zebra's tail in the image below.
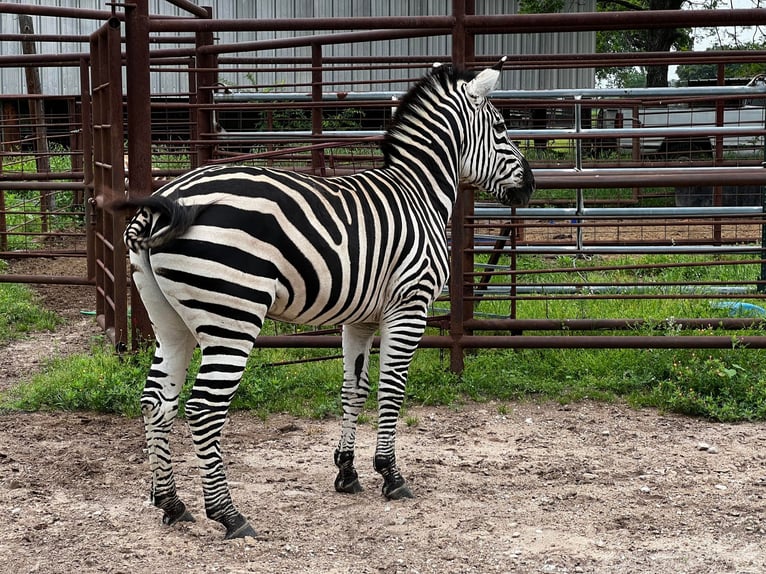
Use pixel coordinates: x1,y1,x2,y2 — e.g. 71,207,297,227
112,195,205,252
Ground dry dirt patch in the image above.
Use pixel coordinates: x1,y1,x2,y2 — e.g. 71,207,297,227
2,404,766,574
1,259,766,573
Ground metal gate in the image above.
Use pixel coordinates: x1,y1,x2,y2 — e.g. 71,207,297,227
89,17,128,351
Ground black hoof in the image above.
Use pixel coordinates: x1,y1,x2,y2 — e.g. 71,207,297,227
335,474,364,494
222,513,257,540
334,449,363,494
158,497,195,526
163,506,196,526
374,454,413,500
384,481,414,500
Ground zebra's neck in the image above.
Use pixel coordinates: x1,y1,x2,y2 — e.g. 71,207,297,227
380,116,462,225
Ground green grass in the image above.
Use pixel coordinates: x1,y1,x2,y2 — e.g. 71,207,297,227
5,341,766,423
0,266,60,343
3,252,766,422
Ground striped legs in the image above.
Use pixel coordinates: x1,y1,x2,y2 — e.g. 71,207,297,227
334,315,425,499
185,344,256,539
335,323,376,494
131,251,198,527
141,328,197,526
373,314,426,499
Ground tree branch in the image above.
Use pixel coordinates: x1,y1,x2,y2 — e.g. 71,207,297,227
598,0,647,10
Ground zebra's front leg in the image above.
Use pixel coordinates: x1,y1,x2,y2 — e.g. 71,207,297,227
373,316,427,500
334,323,376,494
185,346,256,540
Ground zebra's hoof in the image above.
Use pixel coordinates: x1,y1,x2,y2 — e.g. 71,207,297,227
222,513,257,540
335,474,364,494
334,449,363,494
160,500,195,526
383,481,414,500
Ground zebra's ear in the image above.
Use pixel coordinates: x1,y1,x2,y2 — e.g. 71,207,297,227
466,56,507,99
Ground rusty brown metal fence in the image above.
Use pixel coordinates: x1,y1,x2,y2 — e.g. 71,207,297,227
2,1,766,369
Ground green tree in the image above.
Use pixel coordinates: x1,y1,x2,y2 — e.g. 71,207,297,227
676,42,766,84
598,0,692,87
521,0,763,87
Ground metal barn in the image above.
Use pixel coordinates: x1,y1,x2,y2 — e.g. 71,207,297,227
0,0,595,95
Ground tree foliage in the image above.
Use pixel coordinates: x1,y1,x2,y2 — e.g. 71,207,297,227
520,0,764,87
598,0,691,87
676,42,766,83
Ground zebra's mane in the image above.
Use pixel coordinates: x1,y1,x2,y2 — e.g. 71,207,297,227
381,65,478,167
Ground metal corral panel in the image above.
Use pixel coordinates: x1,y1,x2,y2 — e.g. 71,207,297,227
1,0,595,95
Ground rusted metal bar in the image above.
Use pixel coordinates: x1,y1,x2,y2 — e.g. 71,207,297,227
19,15,52,230
0,2,114,20
80,55,94,282
192,7,216,168
150,16,455,34
464,8,766,33
463,318,766,331
250,334,766,349
195,28,451,56
310,43,326,175
0,182,86,189
164,0,210,19
125,0,154,346
0,274,93,285
449,186,471,372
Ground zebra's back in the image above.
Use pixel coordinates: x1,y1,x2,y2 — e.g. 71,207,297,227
138,164,448,327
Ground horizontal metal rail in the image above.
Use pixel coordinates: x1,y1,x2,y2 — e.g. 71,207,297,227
213,83,766,102
250,334,766,349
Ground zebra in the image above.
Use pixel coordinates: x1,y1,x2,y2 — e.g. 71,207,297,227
116,58,534,540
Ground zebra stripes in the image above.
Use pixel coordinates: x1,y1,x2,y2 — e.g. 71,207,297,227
119,58,534,539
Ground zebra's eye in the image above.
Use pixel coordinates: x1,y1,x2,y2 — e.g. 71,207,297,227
493,122,507,134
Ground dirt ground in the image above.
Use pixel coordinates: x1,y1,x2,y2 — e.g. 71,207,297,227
2,258,766,573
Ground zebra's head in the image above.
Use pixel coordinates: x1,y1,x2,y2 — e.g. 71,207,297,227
458,59,535,207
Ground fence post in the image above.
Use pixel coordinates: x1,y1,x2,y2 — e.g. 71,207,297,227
311,43,326,176
193,7,216,167
125,0,154,347
449,186,475,373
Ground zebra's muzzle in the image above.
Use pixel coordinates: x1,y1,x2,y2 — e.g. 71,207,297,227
501,161,535,207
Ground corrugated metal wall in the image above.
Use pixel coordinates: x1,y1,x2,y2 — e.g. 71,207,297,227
0,0,595,95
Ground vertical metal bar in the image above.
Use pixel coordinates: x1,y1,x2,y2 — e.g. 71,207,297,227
107,16,127,350
311,43,325,176
0,189,6,252
712,62,725,243
761,109,766,293
125,0,154,346
80,55,94,282
452,0,466,67
449,185,471,373
450,0,472,373
194,6,215,166
574,96,584,251
510,209,518,322
90,22,106,330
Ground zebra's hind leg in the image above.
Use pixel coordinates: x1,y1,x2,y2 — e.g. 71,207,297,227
141,331,198,525
334,323,376,494
372,316,427,500
131,252,198,527
185,344,257,540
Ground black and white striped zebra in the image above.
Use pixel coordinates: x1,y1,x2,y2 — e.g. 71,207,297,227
117,58,534,539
